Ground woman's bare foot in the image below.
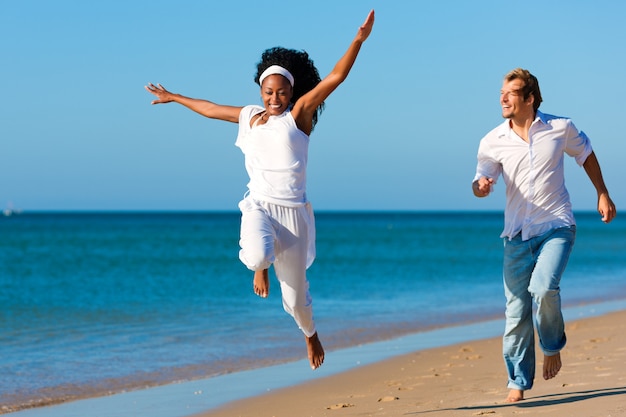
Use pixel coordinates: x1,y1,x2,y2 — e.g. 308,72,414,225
506,389,524,402
543,352,562,380
306,332,325,370
253,269,269,298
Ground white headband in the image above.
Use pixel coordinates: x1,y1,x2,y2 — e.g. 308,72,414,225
259,65,295,87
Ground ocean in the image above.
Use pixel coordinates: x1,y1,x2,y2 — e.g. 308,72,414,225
1,211,625,413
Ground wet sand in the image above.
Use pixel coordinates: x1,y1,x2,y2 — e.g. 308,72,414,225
196,309,626,417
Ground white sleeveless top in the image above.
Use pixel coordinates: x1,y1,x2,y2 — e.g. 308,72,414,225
236,105,310,207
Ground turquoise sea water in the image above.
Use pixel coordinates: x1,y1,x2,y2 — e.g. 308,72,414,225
1,211,625,412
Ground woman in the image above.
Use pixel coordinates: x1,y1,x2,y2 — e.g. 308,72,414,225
145,10,374,370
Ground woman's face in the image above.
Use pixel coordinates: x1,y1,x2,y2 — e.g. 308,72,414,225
260,74,293,115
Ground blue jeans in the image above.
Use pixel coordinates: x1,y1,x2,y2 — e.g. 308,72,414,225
502,226,575,390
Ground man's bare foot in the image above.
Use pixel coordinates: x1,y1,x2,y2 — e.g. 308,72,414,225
253,269,269,298
506,389,524,402
306,332,325,370
543,352,562,380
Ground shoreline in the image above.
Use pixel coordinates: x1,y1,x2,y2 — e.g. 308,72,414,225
7,299,626,417
201,305,626,417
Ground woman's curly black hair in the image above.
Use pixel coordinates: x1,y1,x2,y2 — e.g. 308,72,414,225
254,46,325,129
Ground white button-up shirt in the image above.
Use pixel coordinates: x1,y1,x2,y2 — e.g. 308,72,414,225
474,111,593,240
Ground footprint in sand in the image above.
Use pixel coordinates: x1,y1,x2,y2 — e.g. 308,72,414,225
451,347,482,361
378,396,399,402
562,382,590,387
326,403,355,410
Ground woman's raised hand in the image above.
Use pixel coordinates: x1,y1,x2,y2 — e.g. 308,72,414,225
357,10,375,43
144,83,173,105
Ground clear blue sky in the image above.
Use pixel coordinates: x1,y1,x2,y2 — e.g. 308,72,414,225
1,0,624,212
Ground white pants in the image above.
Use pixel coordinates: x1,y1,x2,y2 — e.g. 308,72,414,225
238,195,317,337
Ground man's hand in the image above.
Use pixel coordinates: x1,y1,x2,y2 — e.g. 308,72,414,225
598,193,617,223
473,177,494,198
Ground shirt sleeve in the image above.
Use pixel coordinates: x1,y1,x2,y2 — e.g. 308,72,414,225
564,120,593,166
235,105,259,148
473,139,502,183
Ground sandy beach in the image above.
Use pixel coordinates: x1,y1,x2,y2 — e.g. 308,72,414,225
196,309,626,417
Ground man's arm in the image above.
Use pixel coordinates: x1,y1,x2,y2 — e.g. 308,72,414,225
583,151,617,223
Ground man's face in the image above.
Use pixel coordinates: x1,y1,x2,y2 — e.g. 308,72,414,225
500,79,533,120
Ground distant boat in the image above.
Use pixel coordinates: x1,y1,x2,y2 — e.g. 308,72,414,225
3,203,21,216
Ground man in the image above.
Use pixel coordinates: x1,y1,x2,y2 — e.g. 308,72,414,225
472,68,616,403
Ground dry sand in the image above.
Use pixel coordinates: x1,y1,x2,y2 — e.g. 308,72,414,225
195,309,626,417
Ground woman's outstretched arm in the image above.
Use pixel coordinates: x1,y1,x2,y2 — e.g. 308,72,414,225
292,10,375,130
145,83,242,123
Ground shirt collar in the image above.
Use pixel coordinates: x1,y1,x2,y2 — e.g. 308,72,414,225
535,110,548,125
496,109,548,138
